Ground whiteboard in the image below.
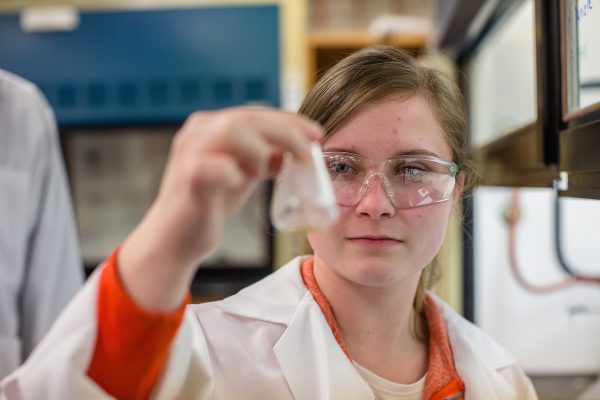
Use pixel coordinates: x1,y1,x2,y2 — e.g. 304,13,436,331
576,0,600,109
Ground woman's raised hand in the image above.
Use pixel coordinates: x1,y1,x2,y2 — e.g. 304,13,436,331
117,107,323,311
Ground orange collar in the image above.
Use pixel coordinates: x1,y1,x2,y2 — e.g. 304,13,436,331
300,258,465,400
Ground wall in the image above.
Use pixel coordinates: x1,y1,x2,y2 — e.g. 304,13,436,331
474,186,600,373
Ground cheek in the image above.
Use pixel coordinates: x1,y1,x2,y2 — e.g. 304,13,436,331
306,231,323,254
306,207,349,254
307,229,338,260
307,226,337,250
405,205,452,252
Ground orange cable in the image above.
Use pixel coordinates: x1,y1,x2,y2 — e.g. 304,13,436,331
506,189,600,294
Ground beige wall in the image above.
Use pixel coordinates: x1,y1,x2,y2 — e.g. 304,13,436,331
433,212,463,313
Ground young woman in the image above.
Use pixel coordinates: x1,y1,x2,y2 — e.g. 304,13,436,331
1,46,537,400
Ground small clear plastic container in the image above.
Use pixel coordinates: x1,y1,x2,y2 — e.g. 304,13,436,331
270,142,339,231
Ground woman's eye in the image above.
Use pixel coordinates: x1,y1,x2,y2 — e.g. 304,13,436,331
405,166,423,174
395,165,425,175
330,162,352,174
399,166,425,181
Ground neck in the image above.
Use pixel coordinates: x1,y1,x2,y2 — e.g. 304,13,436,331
312,256,427,383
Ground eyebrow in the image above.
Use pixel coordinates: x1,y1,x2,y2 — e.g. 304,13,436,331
323,146,445,159
392,149,443,158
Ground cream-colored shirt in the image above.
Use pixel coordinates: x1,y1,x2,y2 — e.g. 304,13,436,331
354,362,426,400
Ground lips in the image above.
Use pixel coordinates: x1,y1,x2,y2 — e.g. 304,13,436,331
349,235,400,240
347,235,403,247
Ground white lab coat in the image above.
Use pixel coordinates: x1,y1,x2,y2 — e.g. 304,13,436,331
2,256,537,399
0,70,83,380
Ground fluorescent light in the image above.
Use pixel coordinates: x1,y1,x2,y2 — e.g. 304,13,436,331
20,6,79,33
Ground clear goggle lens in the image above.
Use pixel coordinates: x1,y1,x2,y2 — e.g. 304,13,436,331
322,152,459,209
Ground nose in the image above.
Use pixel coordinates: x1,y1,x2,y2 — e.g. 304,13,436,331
354,172,396,218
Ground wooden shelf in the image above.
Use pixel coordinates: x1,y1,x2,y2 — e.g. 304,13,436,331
307,31,429,86
309,31,428,48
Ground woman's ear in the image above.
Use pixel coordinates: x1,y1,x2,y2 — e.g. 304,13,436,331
452,171,465,208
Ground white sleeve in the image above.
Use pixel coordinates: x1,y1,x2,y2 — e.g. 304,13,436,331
1,269,110,400
1,270,215,400
151,311,215,400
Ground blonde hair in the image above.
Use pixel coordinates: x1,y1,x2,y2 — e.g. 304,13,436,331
298,45,477,335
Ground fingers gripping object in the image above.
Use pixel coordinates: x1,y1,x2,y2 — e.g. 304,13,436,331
271,142,339,231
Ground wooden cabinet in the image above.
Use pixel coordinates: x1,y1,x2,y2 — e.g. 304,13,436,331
307,31,428,86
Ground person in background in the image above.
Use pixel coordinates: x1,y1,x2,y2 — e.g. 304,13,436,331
2,46,537,399
0,70,83,380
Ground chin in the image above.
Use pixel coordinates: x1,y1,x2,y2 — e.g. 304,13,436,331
345,258,406,287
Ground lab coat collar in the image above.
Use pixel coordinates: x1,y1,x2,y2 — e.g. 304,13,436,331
218,257,522,400
273,292,374,400
219,258,518,366
435,296,521,399
436,296,517,369
218,257,374,400
218,256,310,325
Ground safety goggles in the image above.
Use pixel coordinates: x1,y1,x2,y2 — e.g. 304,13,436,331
322,152,459,209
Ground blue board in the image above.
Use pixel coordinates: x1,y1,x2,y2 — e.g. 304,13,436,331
0,5,280,126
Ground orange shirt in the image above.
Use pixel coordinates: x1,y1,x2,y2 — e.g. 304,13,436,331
88,251,464,400
87,249,188,400
300,259,464,400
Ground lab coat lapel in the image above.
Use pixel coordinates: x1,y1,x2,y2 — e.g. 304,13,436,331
273,292,373,400
452,342,517,400
436,298,520,400
220,257,373,400
218,257,310,324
